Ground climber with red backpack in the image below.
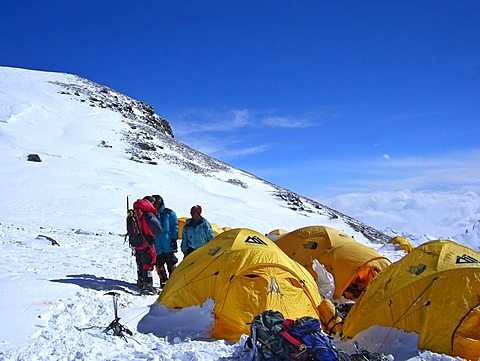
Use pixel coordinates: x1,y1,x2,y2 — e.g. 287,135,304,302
126,196,162,295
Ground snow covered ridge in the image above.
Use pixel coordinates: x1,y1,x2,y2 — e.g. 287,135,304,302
58,71,390,243
49,75,174,138
3,65,387,244
48,69,242,175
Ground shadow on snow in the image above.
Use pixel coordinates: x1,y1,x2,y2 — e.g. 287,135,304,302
50,274,138,295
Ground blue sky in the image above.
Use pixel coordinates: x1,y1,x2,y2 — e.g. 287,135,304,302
2,0,480,200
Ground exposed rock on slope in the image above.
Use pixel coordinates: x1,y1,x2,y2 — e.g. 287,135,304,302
51,72,389,244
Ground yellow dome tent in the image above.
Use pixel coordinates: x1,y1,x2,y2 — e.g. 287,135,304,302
343,240,480,360
389,236,414,253
157,228,323,342
275,225,391,300
211,223,225,237
177,217,188,239
178,218,224,238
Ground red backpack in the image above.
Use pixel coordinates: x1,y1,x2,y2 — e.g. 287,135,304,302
125,208,147,248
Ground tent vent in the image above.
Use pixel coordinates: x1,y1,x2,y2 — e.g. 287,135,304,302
302,241,318,250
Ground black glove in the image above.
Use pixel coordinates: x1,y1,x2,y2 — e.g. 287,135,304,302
170,238,178,253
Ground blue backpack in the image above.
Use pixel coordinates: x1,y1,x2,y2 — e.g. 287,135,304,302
247,310,350,361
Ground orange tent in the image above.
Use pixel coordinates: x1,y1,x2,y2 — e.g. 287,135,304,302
276,225,391,299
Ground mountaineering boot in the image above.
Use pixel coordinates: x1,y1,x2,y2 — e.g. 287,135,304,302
142,283,157,295
142,284,157,295
156,265,168,289
141,269,157,295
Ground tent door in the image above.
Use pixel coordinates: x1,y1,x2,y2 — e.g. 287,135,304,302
452,303,480,359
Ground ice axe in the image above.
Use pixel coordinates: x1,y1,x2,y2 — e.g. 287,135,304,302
104,291,136,343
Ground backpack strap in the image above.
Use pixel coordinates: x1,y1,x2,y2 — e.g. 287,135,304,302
280,329,303,349
280,319,305,350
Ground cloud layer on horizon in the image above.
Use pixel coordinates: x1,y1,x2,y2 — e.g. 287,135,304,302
323,189,480,240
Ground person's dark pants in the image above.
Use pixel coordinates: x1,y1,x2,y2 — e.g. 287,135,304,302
155,252,178,286
135,246,156,288
186,246,197,256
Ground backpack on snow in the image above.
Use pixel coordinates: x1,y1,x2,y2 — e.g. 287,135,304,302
125,209,147,248
247,310,350,361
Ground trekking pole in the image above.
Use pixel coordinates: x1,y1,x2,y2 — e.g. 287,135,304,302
124,195,130,245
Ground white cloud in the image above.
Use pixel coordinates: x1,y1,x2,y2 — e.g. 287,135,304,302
261,115,311,128
170,107,315,161
222,144,271,158
171,107,315,138
178,132,271,160
368,151,480,191
171,108,250,135
383,111,444,123
322,189,480,239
